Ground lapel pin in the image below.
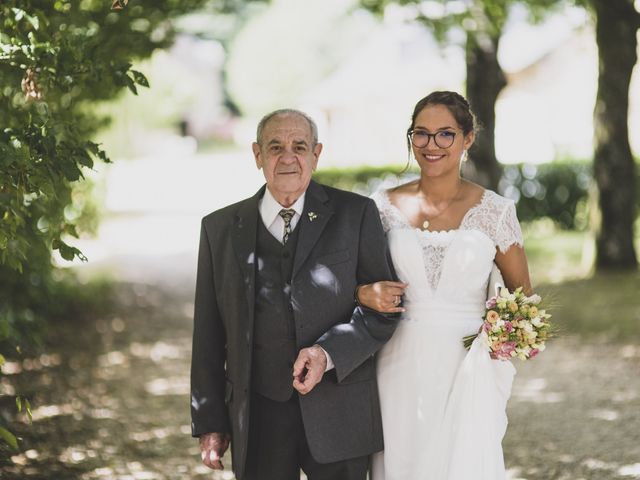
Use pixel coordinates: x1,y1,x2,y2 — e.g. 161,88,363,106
308,212,318,222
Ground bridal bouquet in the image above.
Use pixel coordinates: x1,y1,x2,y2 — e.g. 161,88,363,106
463,286,552,361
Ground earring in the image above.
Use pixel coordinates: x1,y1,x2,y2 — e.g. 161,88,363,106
461,150,468,162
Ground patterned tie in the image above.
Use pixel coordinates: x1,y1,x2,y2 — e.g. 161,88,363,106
279,209,295,245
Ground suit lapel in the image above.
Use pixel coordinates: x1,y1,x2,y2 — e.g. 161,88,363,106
232,186,264,328
292,181,333,279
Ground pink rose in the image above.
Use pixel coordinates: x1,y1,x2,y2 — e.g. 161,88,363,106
530,348,540,358
504,321,514,333
492,340,516,360
486,297,497,309
499,341,517,355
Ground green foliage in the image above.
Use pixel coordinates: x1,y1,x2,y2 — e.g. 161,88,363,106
314,159,640,230
1,0,264,451
1,1,227,272
359,0,562,44
313,165,418,193
500,161,593,229
0,427,18,451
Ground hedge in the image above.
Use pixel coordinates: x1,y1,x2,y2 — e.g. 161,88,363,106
312,160,640,230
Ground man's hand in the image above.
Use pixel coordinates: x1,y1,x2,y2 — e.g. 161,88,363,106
199,432,230,470
292,345,327,395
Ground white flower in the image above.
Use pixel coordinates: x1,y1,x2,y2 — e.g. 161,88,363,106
499,287,510,298
531,316,543,327
526,294,542,305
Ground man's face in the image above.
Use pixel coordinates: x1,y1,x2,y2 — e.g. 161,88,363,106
252,113,322,204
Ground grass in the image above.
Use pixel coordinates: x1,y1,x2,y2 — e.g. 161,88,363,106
522,221,640,341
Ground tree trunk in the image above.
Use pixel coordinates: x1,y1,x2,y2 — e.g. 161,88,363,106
463,32,506,192
591,0,639,271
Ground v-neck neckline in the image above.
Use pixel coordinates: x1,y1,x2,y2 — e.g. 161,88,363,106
380,189,488,234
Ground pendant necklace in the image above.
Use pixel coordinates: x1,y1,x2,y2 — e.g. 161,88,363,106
421,183,463,231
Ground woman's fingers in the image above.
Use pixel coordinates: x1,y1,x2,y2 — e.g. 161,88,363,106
357,281,408,313
378,281,408,291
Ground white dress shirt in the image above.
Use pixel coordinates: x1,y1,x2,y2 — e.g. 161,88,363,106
258,187,334,371
259,187,305,243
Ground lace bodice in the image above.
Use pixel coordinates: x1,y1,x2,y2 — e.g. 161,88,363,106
372,189,523,294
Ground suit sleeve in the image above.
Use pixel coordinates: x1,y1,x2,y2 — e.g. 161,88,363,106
190,218,230,436
316,198,400,382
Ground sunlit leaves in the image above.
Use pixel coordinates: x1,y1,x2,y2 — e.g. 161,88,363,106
360,0,564,44
130,70,149,88
11,8,41,31
16,396,33,423
0,426,19,450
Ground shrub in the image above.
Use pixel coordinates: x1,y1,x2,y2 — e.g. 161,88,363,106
313,159,640,230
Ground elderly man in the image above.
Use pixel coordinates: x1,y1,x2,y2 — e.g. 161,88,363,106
190,109,398,480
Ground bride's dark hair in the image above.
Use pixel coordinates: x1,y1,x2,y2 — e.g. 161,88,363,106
406,91,478,159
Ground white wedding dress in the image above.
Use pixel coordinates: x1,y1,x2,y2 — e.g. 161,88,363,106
371,189,523,480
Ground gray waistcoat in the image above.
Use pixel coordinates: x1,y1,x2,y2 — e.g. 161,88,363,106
251,219,300,401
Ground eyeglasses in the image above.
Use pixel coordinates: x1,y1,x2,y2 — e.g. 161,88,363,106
408,129,459,149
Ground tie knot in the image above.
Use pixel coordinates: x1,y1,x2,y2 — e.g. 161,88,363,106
279,209,295,224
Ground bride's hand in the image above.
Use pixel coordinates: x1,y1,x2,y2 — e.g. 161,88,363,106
356,281,408,313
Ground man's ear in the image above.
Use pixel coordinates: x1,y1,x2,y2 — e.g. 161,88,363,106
252,142,262,169
312,143,323,170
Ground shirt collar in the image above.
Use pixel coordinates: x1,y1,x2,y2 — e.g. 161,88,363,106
259,187,306,225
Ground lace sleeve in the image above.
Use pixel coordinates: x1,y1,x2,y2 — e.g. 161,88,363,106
495,200,524,254
370,190,407,233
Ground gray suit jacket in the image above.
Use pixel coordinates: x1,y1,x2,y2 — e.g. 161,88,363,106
190,181,399,479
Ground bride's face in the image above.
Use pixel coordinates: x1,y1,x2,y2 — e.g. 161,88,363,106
410,104,474,177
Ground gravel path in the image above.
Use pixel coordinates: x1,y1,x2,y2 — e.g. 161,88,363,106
1,282,639,479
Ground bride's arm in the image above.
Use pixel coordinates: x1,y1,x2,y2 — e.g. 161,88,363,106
494,245,533,295
356,281,408,313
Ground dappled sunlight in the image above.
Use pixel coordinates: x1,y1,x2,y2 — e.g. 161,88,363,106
129,341,186,363
589,409,620,421
619,464,640,477
1,353,62,375
581,458,619,473
511,377,565,404
145,377,189,396
620,345,640,359
59,446,99,465
98,350,128,368
309,263,342,294
191,393,207,412
129,427,175,442
30,403,75,421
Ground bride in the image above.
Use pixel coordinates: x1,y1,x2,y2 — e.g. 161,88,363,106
357,91,532,479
